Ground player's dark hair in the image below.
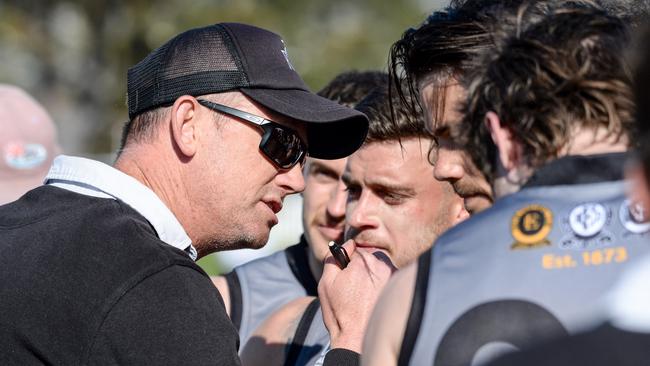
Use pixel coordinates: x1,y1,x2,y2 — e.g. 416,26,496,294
355,80,431,144
388,0,522,134
461,0,635,181
316,70,388,108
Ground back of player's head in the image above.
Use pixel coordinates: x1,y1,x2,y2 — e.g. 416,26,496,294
316,70,388,108
355,80,431,144
461,0,635,180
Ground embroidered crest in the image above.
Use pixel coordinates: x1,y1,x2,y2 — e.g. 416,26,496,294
511,204,553,250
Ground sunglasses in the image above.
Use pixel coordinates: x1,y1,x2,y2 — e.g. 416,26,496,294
197,99,307,170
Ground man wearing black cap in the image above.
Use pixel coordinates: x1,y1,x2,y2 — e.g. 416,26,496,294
0,23,368,365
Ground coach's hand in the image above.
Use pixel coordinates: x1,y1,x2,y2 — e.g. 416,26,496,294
318,239,396,353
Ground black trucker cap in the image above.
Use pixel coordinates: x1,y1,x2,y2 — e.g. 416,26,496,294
127,23,369,159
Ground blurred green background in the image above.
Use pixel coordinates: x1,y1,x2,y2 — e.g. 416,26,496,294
0,0,446,274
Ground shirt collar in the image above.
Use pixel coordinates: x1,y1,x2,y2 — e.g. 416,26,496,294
523,153,628,188
44,155,196,260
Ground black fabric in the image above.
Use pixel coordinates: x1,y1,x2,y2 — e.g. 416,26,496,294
487,323,650,366
322,349,360,366
523,153,627,188
126,22,368,160
285,236,319,296
398,250,432,366
0,186,241,365
225,270,244,331
284,298,321,366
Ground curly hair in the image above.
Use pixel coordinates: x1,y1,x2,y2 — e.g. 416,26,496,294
460,0,635,181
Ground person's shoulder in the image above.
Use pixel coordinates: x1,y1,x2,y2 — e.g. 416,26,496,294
434,198,516,246
240,296,317,366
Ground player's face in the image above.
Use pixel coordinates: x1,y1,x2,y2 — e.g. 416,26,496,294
343,138,466,268
302,157,348,263
419,81,493,215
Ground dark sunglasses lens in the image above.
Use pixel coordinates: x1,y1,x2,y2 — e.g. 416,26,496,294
261,126,305,169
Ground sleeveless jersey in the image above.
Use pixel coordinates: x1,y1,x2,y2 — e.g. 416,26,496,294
402,153,650,366
284,299,331,366
227,236,318,348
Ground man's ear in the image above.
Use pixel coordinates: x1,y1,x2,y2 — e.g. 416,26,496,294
170,96,199,158
484,111,521,170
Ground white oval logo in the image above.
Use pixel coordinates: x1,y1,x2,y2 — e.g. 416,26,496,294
619,200,650,234
569,203,607,238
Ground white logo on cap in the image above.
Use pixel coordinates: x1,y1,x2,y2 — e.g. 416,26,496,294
4,141,48,170
569,202,607,237
619,199,650,234
281,40,295,71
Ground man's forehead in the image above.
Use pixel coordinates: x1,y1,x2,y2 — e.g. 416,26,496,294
418,79,466,133
346,140,429,185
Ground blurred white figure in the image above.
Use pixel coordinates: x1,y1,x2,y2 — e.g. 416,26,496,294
0,84,60,205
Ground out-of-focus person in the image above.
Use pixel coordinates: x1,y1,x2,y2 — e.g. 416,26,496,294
0,84,60,205
211,70,386,348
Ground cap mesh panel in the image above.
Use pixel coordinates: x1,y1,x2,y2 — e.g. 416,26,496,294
127,24,249,118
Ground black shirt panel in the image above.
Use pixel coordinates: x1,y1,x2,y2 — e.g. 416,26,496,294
487,323,650,366
285,236,319,296
323,349,360,366
523,153,627,188
225,270,244,331
284,298,321,366
0,186,240,365
88,265,240,365
398,251,432,366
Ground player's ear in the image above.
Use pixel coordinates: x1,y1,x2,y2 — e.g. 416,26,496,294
484,111,522,171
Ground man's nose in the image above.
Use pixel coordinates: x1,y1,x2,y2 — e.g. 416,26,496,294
326,181,347,219
276,164,306,193
433,148,465,182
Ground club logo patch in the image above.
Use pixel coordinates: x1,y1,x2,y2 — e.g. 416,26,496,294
569,203,607,237
511,204,553,250
619,200,650,234
559,202,613,250
4,141,48,170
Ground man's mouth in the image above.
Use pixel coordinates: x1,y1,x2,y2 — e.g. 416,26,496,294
317,225,344,242
354,241,388,255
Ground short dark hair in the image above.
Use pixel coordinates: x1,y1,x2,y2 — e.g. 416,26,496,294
355,80,431,144
461,0,635,181
119,107,169,150
389,0,523,132
317,70,388,108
